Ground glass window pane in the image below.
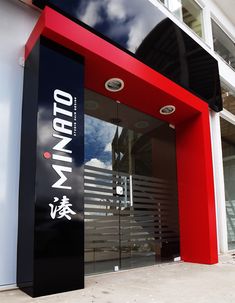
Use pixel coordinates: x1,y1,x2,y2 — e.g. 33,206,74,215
212,20,235,70
221,118,235,250
182,0,203,37
169,0,203,38
169,0,183,20
221,83,235,115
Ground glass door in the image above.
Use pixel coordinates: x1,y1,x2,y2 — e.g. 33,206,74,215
84,90,120,275
115,104,180,269
84,89,180,275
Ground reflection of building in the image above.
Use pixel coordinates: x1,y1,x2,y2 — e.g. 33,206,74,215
112,127,153,176
1,0,235,298
110,120,180,258
136,18,222,111
111,122,176,179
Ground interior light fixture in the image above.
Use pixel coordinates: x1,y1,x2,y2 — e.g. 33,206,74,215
105,78,124,92
159,105,176,115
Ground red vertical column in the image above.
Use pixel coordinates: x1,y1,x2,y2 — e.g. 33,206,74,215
176,109,218,264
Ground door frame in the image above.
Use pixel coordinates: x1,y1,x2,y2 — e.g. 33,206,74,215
25,6,218,264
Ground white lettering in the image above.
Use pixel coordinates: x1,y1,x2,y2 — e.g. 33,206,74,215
52,134,72,154
53,118,72,135
52,165,72,190
54,89,73,106
53,102,73,117
51,89,75,194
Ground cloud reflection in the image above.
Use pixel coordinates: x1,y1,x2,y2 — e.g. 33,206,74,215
76,0,165,52
85,114,116,168
80,1,103,27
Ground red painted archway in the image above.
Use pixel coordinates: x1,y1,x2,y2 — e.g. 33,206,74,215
26,7,218,264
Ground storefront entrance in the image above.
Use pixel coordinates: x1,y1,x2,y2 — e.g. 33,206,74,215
84,90,179,274
17,7,218,297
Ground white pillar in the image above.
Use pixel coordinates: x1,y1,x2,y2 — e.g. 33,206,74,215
202,2,214,48
210,110,228,253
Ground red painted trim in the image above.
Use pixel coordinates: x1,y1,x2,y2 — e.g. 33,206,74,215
25,7,218,264
25,7,206,125
176,113,218,264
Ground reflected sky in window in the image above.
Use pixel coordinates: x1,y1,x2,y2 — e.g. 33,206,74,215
85,114,117,169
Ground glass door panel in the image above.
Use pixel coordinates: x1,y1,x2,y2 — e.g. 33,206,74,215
115,105,179,269
84,91,120,275
84,89,180,275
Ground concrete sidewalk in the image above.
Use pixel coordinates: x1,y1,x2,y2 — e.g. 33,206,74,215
1,254,235,303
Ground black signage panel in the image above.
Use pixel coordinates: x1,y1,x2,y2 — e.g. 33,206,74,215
33,0,222,112
17,37,84,297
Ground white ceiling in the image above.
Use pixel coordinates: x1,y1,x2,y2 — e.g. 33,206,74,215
213,0,235,27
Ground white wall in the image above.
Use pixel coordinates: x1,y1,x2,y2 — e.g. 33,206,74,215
0,0,39,287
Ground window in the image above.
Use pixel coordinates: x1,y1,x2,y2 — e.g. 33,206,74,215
221,117,235,250
181,0,203,37
212,20,235,70
221,84,235,250
163,0,204,38
222,83,235,115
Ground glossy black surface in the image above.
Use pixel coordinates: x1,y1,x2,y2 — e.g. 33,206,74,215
17,37,84,297
17,39,40,297
33,0,222,111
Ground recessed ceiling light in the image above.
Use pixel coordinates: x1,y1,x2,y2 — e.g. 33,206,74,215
135,121,150,129
160,105,176,115
105,78,124,92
